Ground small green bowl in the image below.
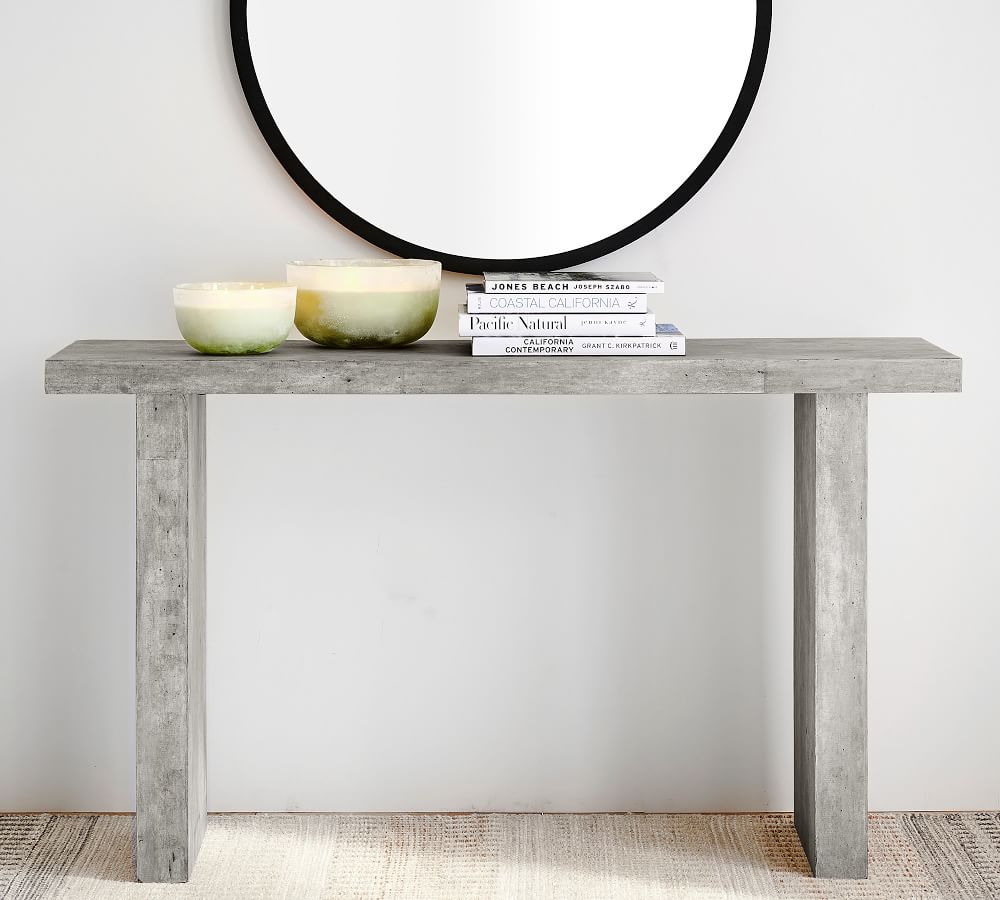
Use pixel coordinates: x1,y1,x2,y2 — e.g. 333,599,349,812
174,282,296,355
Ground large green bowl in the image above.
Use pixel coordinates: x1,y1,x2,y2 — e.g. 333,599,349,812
287,259,441,349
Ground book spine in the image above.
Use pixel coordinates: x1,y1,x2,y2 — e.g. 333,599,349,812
467,293,648,313
459,311,655,337
483,279,664,294
472,335,686,356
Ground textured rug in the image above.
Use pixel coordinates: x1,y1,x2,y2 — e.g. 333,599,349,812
1,812,998,899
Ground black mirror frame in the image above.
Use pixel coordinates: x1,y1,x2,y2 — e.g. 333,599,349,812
231,1,771,275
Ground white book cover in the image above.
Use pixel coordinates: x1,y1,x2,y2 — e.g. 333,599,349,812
483,271,664,294
467,284,647,313
459,307,655,337
472,325,685,356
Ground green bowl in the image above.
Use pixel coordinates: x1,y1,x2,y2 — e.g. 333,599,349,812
174,282,296,355
287,259,441,349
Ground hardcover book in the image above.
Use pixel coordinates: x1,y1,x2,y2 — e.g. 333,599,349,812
471,324,685,356
483,271,664,294
467,284,647,313
459,307,655,337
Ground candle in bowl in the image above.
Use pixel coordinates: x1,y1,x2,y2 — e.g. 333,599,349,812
287,259,441,349
173,282,296,355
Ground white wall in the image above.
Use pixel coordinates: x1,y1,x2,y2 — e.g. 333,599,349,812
2,0,998,813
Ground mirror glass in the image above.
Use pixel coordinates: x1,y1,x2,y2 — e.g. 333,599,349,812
235,0,768,272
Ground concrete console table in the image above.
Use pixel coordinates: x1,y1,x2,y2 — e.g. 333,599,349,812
45,337,961,883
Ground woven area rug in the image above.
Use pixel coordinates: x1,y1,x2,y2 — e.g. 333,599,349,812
1,813,998,899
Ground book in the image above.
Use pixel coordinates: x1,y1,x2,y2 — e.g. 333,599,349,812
472,324,685,356
467,284,647,313
483,271,664,294
459,307,655,337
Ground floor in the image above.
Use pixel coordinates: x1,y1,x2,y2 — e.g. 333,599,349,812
1,812,998,899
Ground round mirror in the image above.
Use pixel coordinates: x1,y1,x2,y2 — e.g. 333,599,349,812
232,1,770,274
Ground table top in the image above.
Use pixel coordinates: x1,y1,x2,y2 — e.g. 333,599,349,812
45,338,961,395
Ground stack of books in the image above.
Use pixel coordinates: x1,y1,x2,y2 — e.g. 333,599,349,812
460,272,685,356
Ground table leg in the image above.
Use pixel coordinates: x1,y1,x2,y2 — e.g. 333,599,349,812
793,393,868,878
135,393,207,882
